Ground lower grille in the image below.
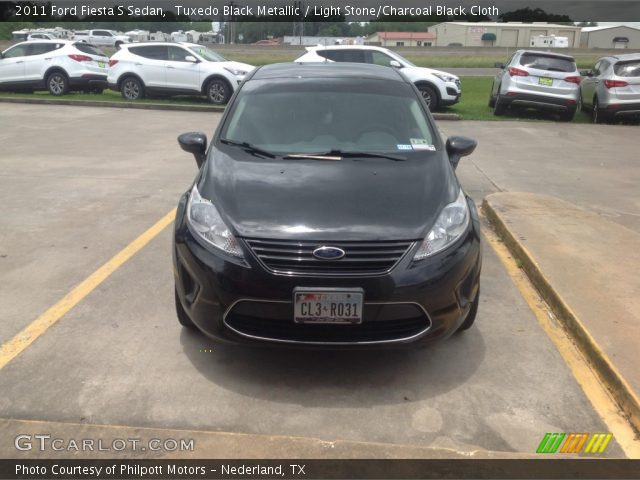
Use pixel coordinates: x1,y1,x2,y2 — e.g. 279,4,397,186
244,238,413,275
224,301,431,344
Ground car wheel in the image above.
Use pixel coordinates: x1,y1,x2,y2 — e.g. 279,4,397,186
592,98,607,124
456,289,479,332
47,72,68,96
417,85,438,111
493,93,506,116
559,107,576,122
206,78,231,104
175,288,195,328
121,77,144,100
577,91,585,112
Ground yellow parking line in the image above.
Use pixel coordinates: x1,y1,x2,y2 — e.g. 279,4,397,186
482,217,640,458
0,209,176,370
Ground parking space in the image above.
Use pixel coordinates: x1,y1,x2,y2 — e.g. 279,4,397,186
0,105,630,457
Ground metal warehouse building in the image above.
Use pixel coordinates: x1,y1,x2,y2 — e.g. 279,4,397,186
580,25,640,49
429,22,581,48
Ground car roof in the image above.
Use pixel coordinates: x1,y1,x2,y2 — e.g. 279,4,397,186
516,49,575,61
16,39,75,45
307,45,385,51
609,53,640,62
251,62,407,82
121,41,201,48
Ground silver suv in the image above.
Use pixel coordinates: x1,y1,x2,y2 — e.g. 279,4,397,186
579,54,640,124
489,50,581,121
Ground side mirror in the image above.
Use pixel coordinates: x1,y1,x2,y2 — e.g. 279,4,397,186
580,69,593,77
389,60,402,68
178,132,207,168
185,55,198,63
494,62,505,69
446,136,477,170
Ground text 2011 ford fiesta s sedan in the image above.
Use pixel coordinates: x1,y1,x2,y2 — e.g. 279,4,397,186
173,63,481,347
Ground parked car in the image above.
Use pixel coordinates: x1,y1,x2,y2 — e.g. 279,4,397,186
294,45,461,111
0,40,108,95
173,63,481,347
579,53,640,123
27,33,56,41
489,50,581,121
75,29,130,48
107,42,254,104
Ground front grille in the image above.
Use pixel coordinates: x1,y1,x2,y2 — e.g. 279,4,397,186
244,239,413,275
226,315,428,343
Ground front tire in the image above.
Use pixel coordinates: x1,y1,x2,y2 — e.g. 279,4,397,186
456,289,480,332
121,76,144,100
175,288,195,328
47,72,69,96
206,78,231,105
417,85,438,111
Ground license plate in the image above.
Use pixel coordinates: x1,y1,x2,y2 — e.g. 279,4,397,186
538,77,553,86
97,61,106,68
294,288,363,324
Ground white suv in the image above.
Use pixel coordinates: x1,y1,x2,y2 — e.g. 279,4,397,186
108,42,254,104
0,40,108,95
295,45,461,110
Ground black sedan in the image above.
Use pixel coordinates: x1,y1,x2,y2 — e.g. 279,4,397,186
173,62,481,347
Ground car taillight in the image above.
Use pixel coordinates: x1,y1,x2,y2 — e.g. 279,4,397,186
68,54,92,62
603,79,628,89
564,76,582,84
508,67,529,77
108,60,119,67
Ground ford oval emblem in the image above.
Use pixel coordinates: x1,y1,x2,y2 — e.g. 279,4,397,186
312,246,346,260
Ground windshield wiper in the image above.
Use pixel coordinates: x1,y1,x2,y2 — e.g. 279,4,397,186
283,150,405,162
220,139,275,158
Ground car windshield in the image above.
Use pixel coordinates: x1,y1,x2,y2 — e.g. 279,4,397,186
520,53,576,72
221,78,436,156
190,46,226,62
614,60,640,77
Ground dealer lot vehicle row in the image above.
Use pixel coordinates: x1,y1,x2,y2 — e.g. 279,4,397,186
0,104,629,456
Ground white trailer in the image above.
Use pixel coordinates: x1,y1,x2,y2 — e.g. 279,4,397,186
530,35,569,48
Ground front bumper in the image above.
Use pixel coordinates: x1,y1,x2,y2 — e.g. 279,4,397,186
441,81,461,106
173,194,482,348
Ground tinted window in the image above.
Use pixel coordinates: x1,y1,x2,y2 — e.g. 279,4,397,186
129,45,167,60
168,46,191,62
74,43,105,56
2,44,29,58
222,79,435,155
519,53,576,73
369,51,395,67
29,43,59,55
93,31,112,36
614,60,640,77
318,50,366,63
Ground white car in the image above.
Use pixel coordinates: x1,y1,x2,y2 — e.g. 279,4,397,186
27,33,56,41
75,29,130,48
107,42,254,104
0,40,109,95
295,45,461,110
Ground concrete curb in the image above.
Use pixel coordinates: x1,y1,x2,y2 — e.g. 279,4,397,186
482,196,640,435
0,97,461,120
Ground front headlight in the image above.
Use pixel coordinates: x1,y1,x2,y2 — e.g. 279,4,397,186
224,67,247,77
433,73,458,83
413,189,470,261
187,184,244,258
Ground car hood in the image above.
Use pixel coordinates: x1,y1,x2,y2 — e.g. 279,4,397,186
199,149,458,241
404,65,459,81
217,60,255,73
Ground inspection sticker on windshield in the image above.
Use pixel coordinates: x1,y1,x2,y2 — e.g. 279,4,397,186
397,144,413,151
410,138,436,151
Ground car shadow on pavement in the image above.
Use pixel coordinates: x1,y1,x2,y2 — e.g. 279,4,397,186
178,325,486,408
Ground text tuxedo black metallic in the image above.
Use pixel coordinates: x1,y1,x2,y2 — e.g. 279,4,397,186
173,63,481,347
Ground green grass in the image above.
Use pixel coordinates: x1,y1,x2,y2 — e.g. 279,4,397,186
0,89,220,106
447,76,590,123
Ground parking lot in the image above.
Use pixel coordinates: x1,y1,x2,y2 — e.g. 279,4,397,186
0,104,637,458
